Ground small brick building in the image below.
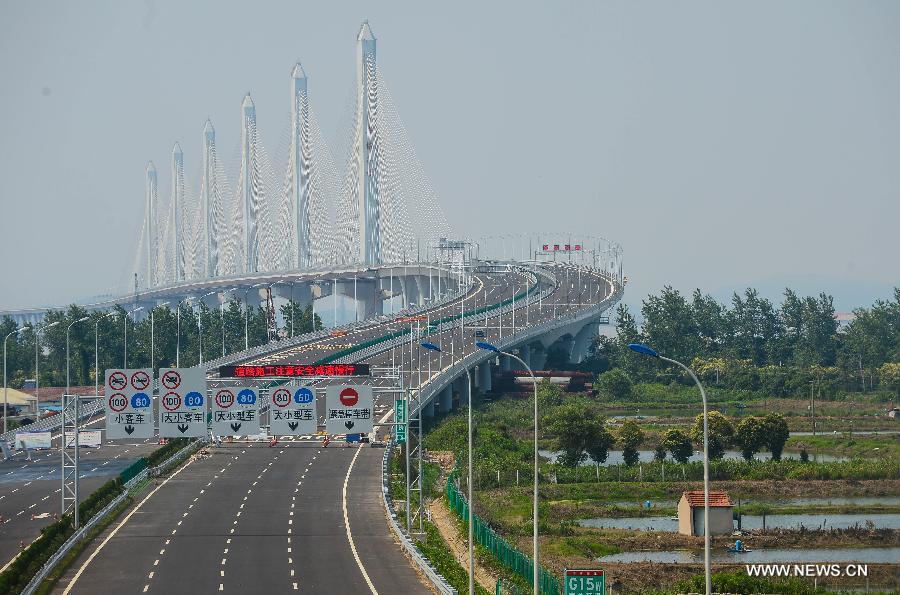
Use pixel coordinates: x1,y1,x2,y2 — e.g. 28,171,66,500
678,490,733,536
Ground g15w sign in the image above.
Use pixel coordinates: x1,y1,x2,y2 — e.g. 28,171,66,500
564,569,604,595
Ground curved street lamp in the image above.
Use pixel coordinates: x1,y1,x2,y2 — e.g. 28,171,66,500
421,340,474,595
4,325,31,433
66,317,90,395
477,340,539,595
94,312,118,397
124,306,144,368
35,320,60,407
150,301,170,373
176,297,194,368
243,283,266,351
628,343,711,595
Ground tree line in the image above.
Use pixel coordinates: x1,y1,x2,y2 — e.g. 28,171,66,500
588,286,900,396
0,301,323,389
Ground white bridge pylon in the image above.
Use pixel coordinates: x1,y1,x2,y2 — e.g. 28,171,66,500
136,21,451,291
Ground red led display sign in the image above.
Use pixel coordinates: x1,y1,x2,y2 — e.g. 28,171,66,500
219,364,370,378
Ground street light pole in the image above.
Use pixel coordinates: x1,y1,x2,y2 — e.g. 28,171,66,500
244,283,265,351
176,298,193,368
196,291,217,366
124,306,144,368
477,341,539,595
4,326,31,434
94,312,117,397
150,302,170,374
421,341,473,595
66,317,90,395
629,343,711,595
35,321,60,410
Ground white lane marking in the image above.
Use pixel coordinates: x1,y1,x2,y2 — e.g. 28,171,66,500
63,453,198,594
343,445,378,595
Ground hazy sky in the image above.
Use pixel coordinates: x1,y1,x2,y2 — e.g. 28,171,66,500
1,1,897,312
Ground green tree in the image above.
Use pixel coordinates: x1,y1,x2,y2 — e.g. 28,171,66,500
662,428,694,464
595,368,632,400
734,416,767,461
536,379,563,408
653,444,667,462
878,362,900,396
544,404,613,467
761,413,790,461
618,419,644,467
690,411,734,460
641,286,698,365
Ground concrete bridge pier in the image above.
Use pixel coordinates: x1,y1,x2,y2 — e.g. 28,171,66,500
530,346,548,371
336,277,383,322
500,354,512,372
423,397,435,418
571,322,598,364
439,385,453,413
520,344,532,369
478,362,492,392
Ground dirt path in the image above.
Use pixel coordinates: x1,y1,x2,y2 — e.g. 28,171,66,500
428,496,496,592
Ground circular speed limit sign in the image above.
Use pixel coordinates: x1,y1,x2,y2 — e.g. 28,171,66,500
271,388,291,408
108,393,128,412
162,392,182,412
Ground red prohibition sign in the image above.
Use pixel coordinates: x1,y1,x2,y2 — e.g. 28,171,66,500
339,387,359,407
131,371,150,390
161,370,182,390
215,389,235,409
162,391,182,412
108,393,128,412
108,371,128,391
271,388,291,408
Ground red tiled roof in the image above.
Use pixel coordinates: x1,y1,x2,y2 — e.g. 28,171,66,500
682,491,732,507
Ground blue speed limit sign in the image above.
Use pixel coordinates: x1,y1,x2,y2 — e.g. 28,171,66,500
237,388,257,405
131,393,151,409
185,391,204,407
294,387,314,404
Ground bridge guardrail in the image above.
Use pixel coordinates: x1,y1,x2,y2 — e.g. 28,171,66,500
204,263,475,371
381,439,457,595
21,437,208,595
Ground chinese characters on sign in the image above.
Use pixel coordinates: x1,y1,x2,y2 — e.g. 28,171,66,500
105,369,154,439
158,367,208,437
541,243,583,253
218,364,370,378
563,569,605,595
211,387,260,436
269,385,317,436
325,385,374,435
394,398,407,444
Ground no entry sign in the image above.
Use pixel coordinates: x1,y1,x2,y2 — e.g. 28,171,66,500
325,384,373,435
158,367,208,438
212,386,259,437
105,368,153,439
269,384,316,436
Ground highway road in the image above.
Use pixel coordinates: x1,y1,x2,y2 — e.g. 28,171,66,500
47,263,615,593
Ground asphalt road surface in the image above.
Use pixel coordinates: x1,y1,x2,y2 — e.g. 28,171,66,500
48,263,613,593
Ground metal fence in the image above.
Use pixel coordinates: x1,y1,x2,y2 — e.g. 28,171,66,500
446,468,560,595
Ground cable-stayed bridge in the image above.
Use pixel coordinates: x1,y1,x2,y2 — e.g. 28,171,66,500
0,21,627,594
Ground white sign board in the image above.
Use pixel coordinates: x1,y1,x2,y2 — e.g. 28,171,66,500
158,367,208,437
105,369,154,439
64,430,102,448
269,385,317,436
212,386,259,436
15,431,52,450
325,384,373,435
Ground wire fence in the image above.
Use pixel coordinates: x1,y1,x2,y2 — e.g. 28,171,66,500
445,467,560,595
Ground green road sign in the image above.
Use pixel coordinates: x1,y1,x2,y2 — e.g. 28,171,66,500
395,398,407,444
564,569,604,595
